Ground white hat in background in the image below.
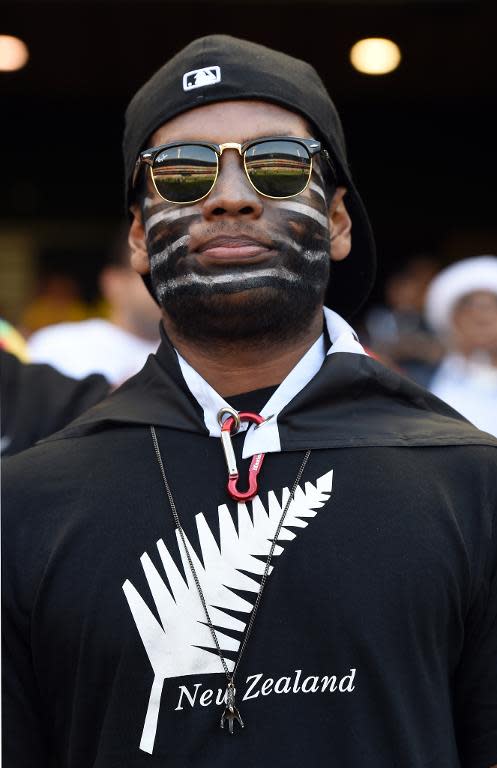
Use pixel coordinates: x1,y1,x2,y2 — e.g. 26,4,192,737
425,255,497,337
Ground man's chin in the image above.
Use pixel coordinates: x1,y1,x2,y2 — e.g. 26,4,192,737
200,283,282,305
166,283,283,324
157,278,291,313
162,282,322,345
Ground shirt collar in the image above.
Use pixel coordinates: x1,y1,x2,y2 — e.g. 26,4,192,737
175,307,366,458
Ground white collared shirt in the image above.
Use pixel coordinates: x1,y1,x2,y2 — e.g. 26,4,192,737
176,307,367,458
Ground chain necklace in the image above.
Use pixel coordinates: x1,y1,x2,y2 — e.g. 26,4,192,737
150,424,311,734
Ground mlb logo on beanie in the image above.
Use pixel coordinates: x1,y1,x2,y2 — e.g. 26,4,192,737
183,66,221,91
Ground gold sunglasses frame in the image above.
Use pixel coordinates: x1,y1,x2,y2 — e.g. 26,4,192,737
132,136,335,205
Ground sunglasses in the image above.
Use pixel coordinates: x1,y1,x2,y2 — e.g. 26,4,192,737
132,136,336,204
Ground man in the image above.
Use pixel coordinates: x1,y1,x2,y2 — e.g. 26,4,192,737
3,35,497,767
28,228,161,386
425,255,497,436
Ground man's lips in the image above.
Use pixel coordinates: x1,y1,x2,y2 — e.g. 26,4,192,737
195,237,273,262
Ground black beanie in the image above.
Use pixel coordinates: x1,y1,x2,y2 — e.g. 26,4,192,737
123,34,376,318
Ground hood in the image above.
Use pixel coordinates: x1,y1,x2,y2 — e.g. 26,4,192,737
43,310,497,455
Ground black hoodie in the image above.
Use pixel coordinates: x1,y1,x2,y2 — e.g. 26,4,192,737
3,316,497,768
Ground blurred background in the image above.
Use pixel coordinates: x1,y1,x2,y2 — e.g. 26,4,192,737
1,0,497,411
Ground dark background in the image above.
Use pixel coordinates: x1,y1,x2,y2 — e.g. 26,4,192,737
1,0,496,313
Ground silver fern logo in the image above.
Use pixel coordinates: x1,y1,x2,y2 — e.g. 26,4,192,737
122,468,334,754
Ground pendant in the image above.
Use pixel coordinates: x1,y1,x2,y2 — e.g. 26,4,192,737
220,682,244,734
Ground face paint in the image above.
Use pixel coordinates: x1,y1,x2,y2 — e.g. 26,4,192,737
144,198,199,277
309,181,326,201
154,267,300,305
276,201,329,230
145,205,199,239
142,164,333,346
150,235,191,267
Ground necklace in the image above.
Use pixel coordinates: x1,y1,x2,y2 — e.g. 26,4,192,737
150,424,311,734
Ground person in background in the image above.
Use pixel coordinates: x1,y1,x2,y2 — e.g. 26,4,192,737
362,255,443,384
425,255,497,437
27,229,161,385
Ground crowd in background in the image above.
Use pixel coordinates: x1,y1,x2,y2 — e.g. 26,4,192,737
361,253,497,437
2,243,497,455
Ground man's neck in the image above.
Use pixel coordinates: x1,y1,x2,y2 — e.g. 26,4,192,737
162,310,325,397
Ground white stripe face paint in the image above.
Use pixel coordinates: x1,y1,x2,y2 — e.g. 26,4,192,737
312,163,326,186
150,235,191,266
276,234,305,254
278,201,329,230
309,181,326,201
145,206,199,237
301,249,329,262
161,267,299,292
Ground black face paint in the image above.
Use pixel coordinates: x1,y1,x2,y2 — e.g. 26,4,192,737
142,169,334,347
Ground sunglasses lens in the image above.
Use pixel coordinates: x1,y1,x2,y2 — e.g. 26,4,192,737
245,140,312,198
152,144,218,203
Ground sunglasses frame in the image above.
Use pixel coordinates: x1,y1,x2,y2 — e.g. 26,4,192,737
132,136,336,204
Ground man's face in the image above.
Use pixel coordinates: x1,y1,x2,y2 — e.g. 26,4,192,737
129,100,350,345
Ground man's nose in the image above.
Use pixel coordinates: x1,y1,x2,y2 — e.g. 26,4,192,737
200,152,264,220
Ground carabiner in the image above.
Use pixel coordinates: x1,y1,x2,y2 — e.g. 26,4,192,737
219,410,266,502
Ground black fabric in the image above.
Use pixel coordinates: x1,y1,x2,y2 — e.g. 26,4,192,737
0,349,110,457
3,335,497,767
228,385,279,414
123,34,376,319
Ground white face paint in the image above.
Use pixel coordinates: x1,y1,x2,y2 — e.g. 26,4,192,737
300,248,330,262
150,235,191,266
157,267,298,295
277,201,329,230
309,181,326,201
276,233,306,253
169,267,298,288
312,164,326,186
145,207,199,238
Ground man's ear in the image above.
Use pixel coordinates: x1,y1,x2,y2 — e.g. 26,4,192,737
328,187,352,263
128,205,150,275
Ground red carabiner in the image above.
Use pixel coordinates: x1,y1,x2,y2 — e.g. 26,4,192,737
220,411,266,502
